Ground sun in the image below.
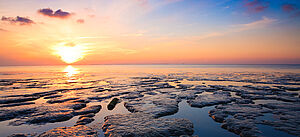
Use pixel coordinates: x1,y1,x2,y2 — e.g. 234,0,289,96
53,43,87,64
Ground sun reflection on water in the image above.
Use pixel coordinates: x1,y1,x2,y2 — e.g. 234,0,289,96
63,65,79,82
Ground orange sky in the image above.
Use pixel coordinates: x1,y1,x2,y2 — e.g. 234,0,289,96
0,0,300,65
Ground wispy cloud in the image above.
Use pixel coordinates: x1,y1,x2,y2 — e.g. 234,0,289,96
76,19,84,24
281,4,300,18
0,28,8,31
135,0,182,7
234,16,276,31
90,44,137,55
197,32,224,40
196,17,276,40
76,36,111,39
244,0,269,13
281,4,298,13
291,11,300,18
121,30,147,37
38,8,72,19
1,16,35,25
136,0,148,7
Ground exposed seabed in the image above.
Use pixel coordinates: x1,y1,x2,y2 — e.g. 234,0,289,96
0,65,299,137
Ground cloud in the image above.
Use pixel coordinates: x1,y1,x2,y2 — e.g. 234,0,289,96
135,0,182,7
281,4,297,13
291,11,300,18
38,8,72,19
197,32,224,40
244,0,269,13
236,16,276,31
136,0,148,6
76,19,84,24
195,17,276,40
0,28,8,31
121,30,147,37
88,14,95,18
281,4,300,18
1,16,35,25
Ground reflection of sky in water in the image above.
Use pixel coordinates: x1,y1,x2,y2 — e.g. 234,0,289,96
256,113,295,137
164,100,238,137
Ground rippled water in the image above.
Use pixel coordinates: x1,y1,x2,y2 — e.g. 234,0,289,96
0,65,299,137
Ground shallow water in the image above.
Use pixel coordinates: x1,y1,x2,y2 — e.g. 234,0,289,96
255,113,295,137
0,65,299,137
164,100,238,137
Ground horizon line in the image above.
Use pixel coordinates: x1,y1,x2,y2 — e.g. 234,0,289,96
1,63,300,67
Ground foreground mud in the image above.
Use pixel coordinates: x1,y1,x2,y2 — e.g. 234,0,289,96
102,113,194,137
0,69,299,137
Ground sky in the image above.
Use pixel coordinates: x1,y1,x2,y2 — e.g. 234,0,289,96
0,0,300,65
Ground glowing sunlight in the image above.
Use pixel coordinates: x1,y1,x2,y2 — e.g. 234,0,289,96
63,65,79,78
53,43,87,64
